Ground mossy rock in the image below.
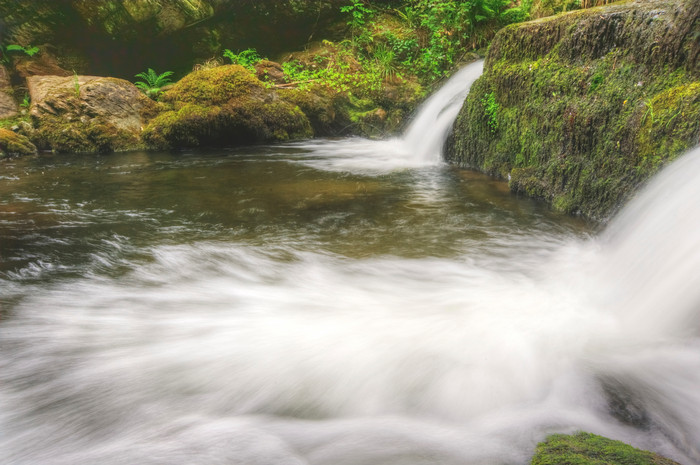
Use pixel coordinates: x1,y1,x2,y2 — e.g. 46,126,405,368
32,113,141,154
278,84,353,137
447,0,700,221
27,75,157,153
160,65,265,108
531,432,680,465
143,65,312,148
0,128,37,158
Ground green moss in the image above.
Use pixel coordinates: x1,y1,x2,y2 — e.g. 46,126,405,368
531,432,680,465
143,63,313,148
278,85,353,137
161,64,264,107
142,99,312,149
32,115,140,153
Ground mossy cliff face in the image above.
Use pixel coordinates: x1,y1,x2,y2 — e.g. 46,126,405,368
446,0,700,220
142,65,313,149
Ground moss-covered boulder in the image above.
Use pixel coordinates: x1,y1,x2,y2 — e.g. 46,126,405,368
531,432,680,465
446,0,700,220
142,65,312,149
0,128,37,158
27,75,158,153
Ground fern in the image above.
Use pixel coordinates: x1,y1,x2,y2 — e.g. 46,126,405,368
222,48,262,71
134,68,174,99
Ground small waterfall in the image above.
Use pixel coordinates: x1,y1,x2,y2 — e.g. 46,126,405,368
401,60,484,162
289,60,484,174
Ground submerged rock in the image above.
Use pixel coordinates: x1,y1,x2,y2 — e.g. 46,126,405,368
142,65,312,149
0,128,37,158
446,0,700,220
28,74,157,153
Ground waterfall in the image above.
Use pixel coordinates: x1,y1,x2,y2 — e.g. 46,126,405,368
401,60,484,162
287,60,484,174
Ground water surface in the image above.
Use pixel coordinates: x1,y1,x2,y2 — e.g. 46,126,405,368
1,142,699,465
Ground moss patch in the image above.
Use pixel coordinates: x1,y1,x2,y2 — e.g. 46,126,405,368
447,0,700,220
531,432,680,465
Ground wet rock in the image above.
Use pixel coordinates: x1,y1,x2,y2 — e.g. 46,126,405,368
0,128,37,158
28,74,158,153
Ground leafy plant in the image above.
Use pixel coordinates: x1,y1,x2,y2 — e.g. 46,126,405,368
19,93,30,109
134,68,174,99
340,0,374,29
372,43,398,80
1,44,40,65
223,48,262,71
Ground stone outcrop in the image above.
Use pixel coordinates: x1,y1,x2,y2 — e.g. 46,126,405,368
27,75,158,153
446,0,700,220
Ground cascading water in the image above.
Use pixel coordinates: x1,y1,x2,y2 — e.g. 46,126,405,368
401,61,484,162
288,60,484,174
1,62,700,465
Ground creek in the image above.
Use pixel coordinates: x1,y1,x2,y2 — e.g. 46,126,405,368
1,62,699,465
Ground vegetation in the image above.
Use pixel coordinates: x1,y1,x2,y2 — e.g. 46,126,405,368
0,44,40,65
223,49,263,71
531,432,680,465
134,68,174,99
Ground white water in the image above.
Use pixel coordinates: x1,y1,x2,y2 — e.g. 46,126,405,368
2,63,700,464
288,61,484,175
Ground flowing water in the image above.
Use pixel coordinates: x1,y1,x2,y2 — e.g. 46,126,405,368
1,62,700,465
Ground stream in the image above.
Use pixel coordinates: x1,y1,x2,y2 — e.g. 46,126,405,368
1,61,700,465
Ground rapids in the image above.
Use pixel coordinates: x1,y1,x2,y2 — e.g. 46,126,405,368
1,61,699,465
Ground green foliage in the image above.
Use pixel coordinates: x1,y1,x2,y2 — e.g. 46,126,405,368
281,44,384,94
223,48,262,71
19,93,30,109
334,0,530,84
481,91,499,131
371,43,398,80
340,0,374,29
0,43,40,64
134,68,174,99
